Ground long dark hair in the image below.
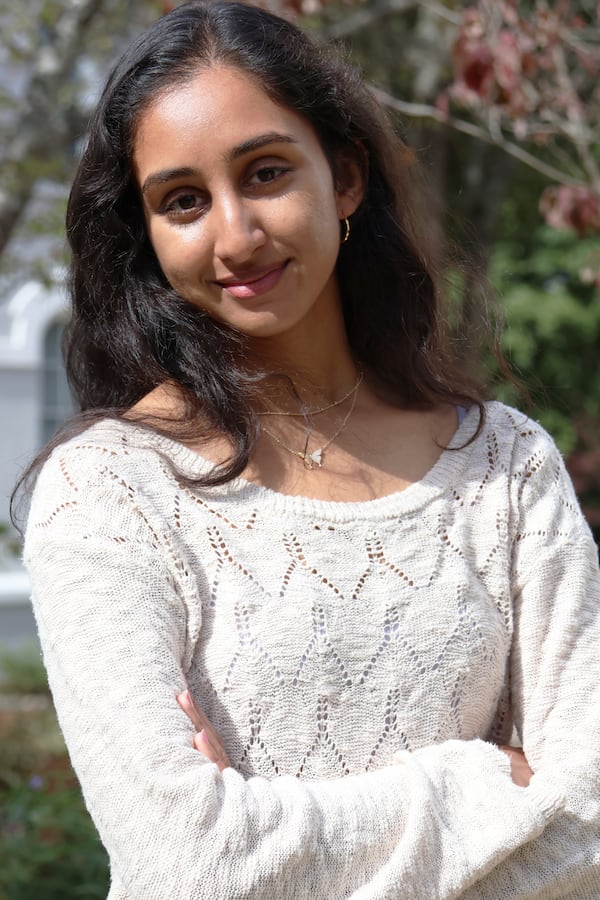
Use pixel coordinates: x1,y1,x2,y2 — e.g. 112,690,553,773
14,0,491,520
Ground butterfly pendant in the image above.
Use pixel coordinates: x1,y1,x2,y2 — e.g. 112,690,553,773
302,448,323,469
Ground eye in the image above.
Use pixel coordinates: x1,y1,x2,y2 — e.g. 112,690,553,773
247,165,291,186
162,190,206,221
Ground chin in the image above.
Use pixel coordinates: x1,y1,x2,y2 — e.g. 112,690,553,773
234,319,298,340
214,306,312,340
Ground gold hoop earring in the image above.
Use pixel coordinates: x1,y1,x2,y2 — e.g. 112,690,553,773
340,217,350,244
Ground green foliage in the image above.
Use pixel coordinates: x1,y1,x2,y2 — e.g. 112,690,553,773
0,643,49,696
0,702,64,793
0,774,109,900
0,648,63,792
490,226,600,456
0,644,109,898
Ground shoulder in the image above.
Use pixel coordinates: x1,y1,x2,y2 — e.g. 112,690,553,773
457,401,578,512
479,403,590,540
449,401,563,492
479,400,548,442
34,418,168,490
478,401,563,472
126,380,187,421
26,414,246,543
26,418,192,536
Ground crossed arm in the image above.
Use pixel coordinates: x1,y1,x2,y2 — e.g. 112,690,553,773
175,689,535,786
25,429,600,898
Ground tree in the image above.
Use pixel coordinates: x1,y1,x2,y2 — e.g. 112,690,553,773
446,2,600,275
1,0,598,536
4,1,597,283
279,2,600,269
0,0,162,290
292,0,600,536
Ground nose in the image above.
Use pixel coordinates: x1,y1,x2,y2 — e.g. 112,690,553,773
212,194,267,264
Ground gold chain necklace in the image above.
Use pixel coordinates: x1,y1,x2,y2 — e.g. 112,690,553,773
261,370,363,470
258,369,363,418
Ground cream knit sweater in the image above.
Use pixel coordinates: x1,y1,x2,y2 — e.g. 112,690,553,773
25,401,600,899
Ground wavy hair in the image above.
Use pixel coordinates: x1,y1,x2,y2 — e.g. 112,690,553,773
14,0,492,520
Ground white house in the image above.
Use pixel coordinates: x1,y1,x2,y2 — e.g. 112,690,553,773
0,278,73,648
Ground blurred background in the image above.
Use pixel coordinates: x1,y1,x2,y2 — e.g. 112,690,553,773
0,1,598,896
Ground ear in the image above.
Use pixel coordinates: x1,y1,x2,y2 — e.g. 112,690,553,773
333,147,366,219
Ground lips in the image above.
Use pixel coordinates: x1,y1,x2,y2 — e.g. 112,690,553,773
216,260,289,299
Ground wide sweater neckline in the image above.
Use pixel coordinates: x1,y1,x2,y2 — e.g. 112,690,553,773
104,402,486,523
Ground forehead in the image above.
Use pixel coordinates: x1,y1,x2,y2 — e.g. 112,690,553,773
132,65,320,175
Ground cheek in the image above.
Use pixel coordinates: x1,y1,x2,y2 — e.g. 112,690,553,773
274,186,340,254
304,200,342,269
149,224,206,287
306,179,342,251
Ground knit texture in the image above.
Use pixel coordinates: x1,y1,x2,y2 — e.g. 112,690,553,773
25,402,600,899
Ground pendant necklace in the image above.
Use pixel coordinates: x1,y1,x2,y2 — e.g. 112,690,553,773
259,372,362,418
260,369,363,470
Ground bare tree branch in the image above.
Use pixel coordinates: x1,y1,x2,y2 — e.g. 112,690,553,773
370,87,588,189
322,0,417,41
0,178,35,261
0,0,110,255
321,0,461,41
550,41,600,192
417,1,462,27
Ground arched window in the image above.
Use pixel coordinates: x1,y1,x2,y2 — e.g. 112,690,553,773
40,319,75,443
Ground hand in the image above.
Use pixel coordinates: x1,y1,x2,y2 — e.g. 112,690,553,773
498,745,533,787
176,689,231,771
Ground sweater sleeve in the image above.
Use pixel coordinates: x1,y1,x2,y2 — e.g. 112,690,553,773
24,444,567,900
463,428,600,899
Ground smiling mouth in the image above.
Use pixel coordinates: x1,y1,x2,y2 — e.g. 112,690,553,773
216,261,290,299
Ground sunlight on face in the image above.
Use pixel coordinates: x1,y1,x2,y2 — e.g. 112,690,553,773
133,66,362,341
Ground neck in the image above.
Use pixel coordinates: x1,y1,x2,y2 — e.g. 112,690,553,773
250,348,359,413
248,294,359,409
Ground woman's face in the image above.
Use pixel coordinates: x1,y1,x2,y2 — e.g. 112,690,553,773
132,65,363,340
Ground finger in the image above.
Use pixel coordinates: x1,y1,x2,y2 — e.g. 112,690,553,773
195,727,231,768
193,729,231,772
193,730,213,755
176,690,231,768
498,745,533,787
176,689,210,732
194,729,220,761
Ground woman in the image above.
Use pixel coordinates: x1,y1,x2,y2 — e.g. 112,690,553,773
22,2,600,898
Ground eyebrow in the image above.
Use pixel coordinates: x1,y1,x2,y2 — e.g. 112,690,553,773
140,131,299,194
